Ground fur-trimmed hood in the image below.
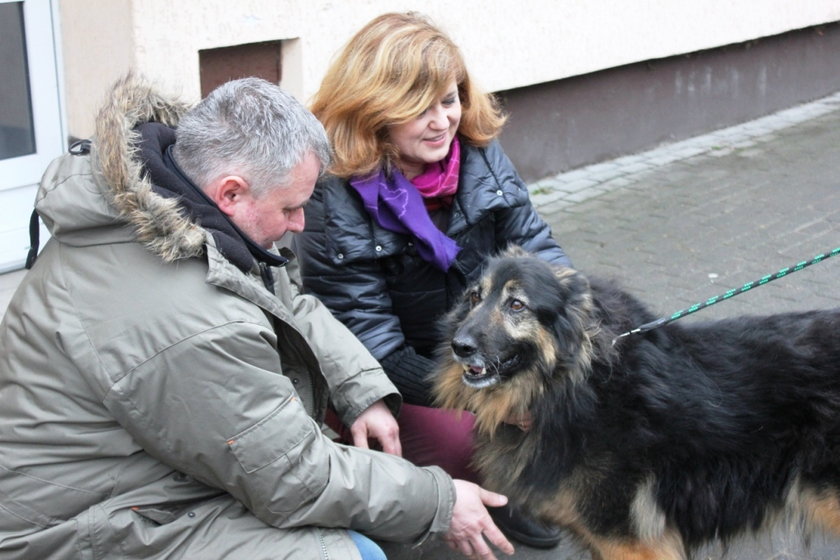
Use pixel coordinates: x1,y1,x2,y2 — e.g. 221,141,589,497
37,74,206,263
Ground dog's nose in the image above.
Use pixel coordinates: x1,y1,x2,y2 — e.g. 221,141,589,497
452,334,477,358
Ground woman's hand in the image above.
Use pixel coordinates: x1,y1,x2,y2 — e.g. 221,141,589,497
349,399,403,456
444,480,515,559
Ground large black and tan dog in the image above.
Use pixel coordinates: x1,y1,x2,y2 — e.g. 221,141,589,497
433,248,840,560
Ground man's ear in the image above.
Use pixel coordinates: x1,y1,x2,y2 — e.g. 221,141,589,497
206,176,249,217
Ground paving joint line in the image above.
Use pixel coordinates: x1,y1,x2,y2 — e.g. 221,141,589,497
528,90,840,210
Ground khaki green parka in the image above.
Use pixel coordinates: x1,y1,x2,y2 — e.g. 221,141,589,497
0,76,453,559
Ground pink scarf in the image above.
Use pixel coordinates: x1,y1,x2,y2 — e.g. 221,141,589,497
410,137,460,210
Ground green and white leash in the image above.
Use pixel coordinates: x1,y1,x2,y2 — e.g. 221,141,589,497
612,247,840,345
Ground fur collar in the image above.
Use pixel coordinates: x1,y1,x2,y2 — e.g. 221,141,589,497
92,73,205,263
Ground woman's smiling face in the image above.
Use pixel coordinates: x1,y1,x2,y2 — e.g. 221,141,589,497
387,80,461,179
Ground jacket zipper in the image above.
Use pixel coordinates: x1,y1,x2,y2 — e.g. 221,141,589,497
318,530,330,560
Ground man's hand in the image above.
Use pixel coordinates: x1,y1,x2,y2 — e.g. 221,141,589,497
444,480,515,559
349,399,402,456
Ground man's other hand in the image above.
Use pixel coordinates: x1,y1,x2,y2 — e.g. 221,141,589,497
349,399,402,456
444,480,514,559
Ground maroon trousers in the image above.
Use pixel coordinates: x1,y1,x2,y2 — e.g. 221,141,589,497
327,404,479,482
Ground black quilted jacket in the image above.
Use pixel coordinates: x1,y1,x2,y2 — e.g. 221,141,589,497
292,140,571,405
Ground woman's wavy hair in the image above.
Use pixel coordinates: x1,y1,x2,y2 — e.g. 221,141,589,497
311,12,506,178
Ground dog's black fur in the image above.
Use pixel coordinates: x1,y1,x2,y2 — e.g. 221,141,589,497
433,248,840,559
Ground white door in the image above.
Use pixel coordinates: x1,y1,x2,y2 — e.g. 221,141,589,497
0,0,64,272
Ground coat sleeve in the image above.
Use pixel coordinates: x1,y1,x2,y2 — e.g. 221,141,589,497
486,142,573,267
275,253,402,424
291,179,408,362
102,318,454,543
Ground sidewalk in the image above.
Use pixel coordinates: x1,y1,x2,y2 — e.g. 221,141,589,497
538,90,840,325
3,91,840,559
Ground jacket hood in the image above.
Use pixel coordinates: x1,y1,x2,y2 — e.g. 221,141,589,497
38,74,206,263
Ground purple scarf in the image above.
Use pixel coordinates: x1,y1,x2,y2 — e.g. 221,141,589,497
349,158,461,272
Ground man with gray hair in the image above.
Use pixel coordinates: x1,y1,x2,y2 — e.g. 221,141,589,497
0,75,513,559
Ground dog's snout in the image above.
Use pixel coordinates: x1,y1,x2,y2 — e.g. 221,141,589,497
452,334,477,358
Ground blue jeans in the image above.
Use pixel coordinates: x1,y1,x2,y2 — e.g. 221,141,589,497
348,530,386,560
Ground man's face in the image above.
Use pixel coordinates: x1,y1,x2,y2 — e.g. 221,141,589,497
234,152,320,248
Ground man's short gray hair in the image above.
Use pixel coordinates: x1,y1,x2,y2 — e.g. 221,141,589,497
173,77,331,197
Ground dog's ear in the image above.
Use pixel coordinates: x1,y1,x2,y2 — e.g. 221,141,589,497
550,266,596,380
553,266,591,303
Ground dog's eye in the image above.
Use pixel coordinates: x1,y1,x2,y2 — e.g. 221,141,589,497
509,299,526,312
469,290,481,306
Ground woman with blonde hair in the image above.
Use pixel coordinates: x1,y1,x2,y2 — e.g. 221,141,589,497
293,12,571,549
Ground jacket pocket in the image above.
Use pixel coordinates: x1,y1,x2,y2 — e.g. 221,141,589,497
131,503,191,525
224,394,326,514
225,395,311,474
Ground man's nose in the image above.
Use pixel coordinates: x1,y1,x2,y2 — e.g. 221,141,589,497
287,208,306,233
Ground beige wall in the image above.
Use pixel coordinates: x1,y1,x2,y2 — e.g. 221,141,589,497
58,0,840,138
60,0,135,139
